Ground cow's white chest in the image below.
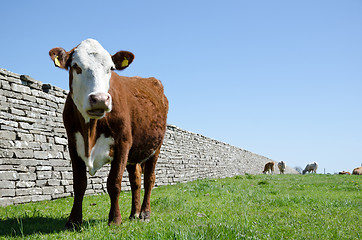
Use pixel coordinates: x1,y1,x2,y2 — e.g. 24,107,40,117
75,132,114,176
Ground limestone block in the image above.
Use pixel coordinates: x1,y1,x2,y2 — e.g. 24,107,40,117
14,140,30,149
32,195,51,202
49,159,69,167
52,192,71,199
47,179,61,186
0,198,13,207
9,107,26,116
0,80,11,90
43,186,64,195
47,151,63,159
0,189,16,197
14,150,34,159
0,131,16,140
0,180,15,189
65,185,73,193
19,122,33,130
37,171,52,180
36,166,52,171
34,134,47,143
54,137,68,145
11,83,31,94
22,94,37,103
61,172,73,180
17,133,34,141
60,180,70,186
13,196,32,204
0,171,19,180
19,173,36,181
36,180,47,187
34,151,48,160
16,181,36,190
85,189,95,195
0,140,15,149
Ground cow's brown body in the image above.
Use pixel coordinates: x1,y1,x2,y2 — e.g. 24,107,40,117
50,39,168,228
352,166,362,175
263,161,274,174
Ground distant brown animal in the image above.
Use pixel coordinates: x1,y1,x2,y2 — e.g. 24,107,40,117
277,161,286,174
263,161,275,174
339,171,351,175
352,166,362,175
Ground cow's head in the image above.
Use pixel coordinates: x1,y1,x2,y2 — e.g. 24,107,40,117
49,39,134,122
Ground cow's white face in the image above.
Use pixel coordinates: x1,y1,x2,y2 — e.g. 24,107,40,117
49,39,135,123
70,39,115,122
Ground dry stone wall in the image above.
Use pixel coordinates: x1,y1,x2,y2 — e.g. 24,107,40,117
0,68,297,207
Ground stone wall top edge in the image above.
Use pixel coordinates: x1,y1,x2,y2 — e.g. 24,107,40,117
0,68,20,78
167,124,245,151
166,124,274,162
1,68,68,94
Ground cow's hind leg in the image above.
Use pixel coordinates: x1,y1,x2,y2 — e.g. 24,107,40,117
140,147,160,222
126,163,142,219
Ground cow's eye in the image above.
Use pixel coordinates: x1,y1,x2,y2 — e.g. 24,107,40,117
110,66,115,71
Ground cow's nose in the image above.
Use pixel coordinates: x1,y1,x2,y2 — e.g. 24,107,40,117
89,93,111,109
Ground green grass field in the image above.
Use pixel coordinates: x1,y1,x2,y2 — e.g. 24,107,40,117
0,174,360,239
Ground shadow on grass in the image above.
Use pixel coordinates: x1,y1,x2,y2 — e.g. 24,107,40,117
0,217,101,237
0,216,67,237
0,215,106,237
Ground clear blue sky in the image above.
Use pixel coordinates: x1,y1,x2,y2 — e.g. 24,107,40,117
1,1,361,174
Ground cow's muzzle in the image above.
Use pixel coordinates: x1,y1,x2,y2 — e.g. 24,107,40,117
87,93,112,117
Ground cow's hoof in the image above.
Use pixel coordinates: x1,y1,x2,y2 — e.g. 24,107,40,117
108,217,122,226
139,211,150,222
129,213,140,220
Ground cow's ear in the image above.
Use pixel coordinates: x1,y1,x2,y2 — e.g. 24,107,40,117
49,47,71,69
112,51,134,70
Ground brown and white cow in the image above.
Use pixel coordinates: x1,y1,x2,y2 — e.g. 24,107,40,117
339,171,351,175
277,161,286,174
263,161,275,174
352,166,362,175
49,39,168,228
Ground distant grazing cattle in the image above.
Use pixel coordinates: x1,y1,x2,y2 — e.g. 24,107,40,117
339,171,351,175
49,39,168,228
302,162,318,174
263,161,275,174
277,161,286,174
352,166,362,175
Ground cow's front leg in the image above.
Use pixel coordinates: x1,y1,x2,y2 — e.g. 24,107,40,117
66,148,87,229
140,148,160,222
107,148,128,225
